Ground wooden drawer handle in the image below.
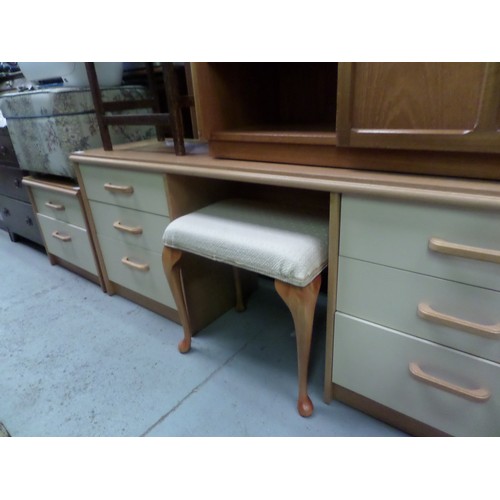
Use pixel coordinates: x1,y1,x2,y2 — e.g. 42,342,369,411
113,221,143,235
104,182,134,195
45,201,65,211
51,231,71,242
429,237,500,264
121,256,149,272
409,362,491,402
418,302,500,339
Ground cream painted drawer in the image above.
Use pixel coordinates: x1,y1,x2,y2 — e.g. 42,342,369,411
89,200,168,253
340,196,500,291
337,257,500,363
98,234,176,309
333,313,500,436
79,165,169,216
37,214,97,275
31,186,85,227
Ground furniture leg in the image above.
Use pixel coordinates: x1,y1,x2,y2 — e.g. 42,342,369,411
232,266,246,312
275,274,322,417
162,247,193,353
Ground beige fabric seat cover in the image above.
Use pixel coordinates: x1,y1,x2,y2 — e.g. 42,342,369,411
162,198,329,287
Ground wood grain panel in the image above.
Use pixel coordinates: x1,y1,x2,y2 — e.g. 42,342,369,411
351,62,485,130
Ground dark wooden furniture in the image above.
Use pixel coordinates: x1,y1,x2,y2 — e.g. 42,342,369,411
85,63,193,155
0,126,43,245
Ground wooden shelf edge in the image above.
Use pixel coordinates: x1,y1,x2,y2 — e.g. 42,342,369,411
211,129,337,146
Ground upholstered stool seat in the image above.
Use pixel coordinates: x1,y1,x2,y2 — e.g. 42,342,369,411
162,198,329,416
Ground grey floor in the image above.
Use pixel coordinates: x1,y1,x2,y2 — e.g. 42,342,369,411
0,229,406,437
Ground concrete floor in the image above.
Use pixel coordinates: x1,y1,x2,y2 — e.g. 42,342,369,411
0,229,406,437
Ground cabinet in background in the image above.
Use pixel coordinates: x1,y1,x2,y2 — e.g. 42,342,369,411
0,127,43,245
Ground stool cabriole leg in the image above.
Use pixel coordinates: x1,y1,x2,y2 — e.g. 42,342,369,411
162,247,193,353
275,275,321,417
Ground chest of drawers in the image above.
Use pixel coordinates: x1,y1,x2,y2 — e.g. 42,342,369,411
0,127,43,245
22,177,102,286
331,195,500,436
76,163,178,321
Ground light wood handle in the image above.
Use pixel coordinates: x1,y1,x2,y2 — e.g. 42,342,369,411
104,182,134,195
409,362,491,402
429,237,500,264
121,256,149,272
113,221,143,235
51,231,71,242
45,201,65,211
418,302,500,339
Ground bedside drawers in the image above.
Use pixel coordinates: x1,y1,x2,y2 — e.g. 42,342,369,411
23,177,101,284
333,195,500,436
77,164,178,318
36,215,98,275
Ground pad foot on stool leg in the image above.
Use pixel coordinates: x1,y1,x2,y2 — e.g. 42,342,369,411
162,247,193,354
275,274,321,418
298,396,314,418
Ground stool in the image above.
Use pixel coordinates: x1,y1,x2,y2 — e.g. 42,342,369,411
162,198,329,417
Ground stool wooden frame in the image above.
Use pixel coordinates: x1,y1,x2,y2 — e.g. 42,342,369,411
163,246,322,417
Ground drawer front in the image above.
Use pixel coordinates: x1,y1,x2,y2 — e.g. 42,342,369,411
89,200,169,253
79,165,169,216
98,234,176,309
0,132,19,167
0,194,43,245
37,214,97,275
337,257,500,363
333,313,500,437
0,166,29,202
340,196,500,291
31,187,85,227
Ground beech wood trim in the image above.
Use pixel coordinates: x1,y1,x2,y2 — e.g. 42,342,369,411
45,201,65,211
113,221,143,235
71,140,500,204
50,255,102,287
73,164,111,294
22,176,80,196
409,362,491,402
104,182,134,195
121,256,150,272
51,230,71,242
417,302,500,339
428,237,500,264
332,384,448,436
111,282,181,323
324,193,341,403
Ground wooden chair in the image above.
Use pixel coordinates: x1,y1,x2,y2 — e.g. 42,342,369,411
161,198,329,417
84,62,190,155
